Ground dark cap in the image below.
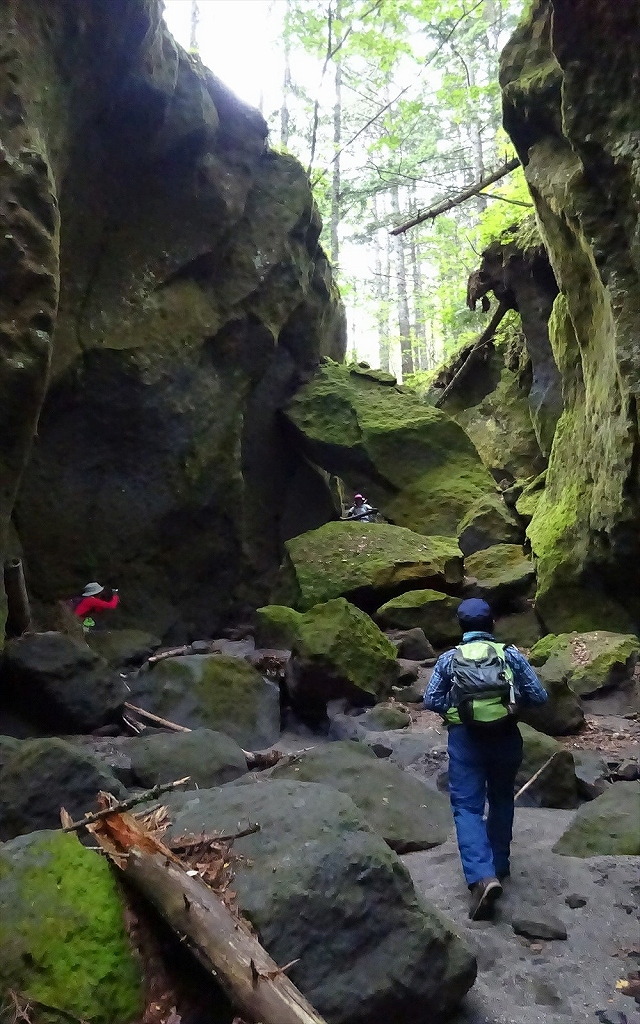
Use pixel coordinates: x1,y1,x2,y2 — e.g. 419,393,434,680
457,598,493,630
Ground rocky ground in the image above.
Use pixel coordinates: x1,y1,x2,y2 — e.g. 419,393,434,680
407,808,640,1024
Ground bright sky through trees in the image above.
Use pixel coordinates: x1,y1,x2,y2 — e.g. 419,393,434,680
162,0,527,378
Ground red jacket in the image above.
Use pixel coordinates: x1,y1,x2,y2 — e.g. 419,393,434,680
74,593,119,618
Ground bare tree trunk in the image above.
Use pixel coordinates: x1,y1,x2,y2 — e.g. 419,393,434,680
372,194,389,371
189,1,199,54
281,2,291,148
330,2,342,270
382,218,392,372
390,183,412,379
408,186,427,371
467,63,487,213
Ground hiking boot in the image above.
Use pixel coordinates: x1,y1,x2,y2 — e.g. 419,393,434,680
469,877,503,921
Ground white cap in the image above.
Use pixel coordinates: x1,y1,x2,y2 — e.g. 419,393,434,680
82,582,104,597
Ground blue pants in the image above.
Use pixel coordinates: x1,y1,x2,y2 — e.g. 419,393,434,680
447,723,523,886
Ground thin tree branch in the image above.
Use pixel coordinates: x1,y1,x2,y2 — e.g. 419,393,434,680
479,190,533,207
390,157,520,235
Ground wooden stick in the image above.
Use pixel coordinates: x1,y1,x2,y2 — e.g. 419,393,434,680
124,702,191,732
514,753,559,802
90,811,328,1024
61,777,191,832
391,157,520,235
147,645,193,664
4,558,32,636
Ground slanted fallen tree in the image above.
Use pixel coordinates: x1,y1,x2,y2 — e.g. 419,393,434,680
87,798,328,1024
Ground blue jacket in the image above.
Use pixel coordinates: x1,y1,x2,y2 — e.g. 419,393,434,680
423,631,548,718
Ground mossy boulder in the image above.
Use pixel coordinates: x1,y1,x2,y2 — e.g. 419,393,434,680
128,654,280,749
357,705,412,732
517,723,578,809
284,360,497,537
375,590,461,647
465,544,536,607
2,632,126,733
159,781,475,1022
255,605,302,650
85,629,161,667
457,494,523,556
274,520,463,611
267,741,451,853
121,729,248,789
529,630,640,697
494,607,542,650
0,738,125,842
0,831,144,1024
287,598,398,719
553,782,640,857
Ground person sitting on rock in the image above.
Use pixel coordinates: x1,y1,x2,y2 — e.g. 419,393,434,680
345,493,377,523
423,598,548,921
72,582,119,632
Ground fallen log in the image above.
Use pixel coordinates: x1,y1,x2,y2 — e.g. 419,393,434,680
90,808,328,1024
391,157,520,235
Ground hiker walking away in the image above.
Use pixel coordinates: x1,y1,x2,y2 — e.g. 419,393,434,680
423,598,547,921
345,493,378,523
72,582,119,632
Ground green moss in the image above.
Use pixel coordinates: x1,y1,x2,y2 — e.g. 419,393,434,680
465,544,535,604
285,361,496,537
375,589,461,647
358,706,411,731
553,783,640,857
529,633,561,666
529,630,640,696
0,832,143,1024
255,605,303,649
194,656,269,730
457,493,523,555
294,598,397,700
274,520,463,611
515,471,546,523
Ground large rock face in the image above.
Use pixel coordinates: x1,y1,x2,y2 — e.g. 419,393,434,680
0,0,344,643
501,0,640,633
284,360,498,537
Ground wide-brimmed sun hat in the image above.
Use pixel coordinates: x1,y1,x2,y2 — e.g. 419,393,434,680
82,582,104,597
